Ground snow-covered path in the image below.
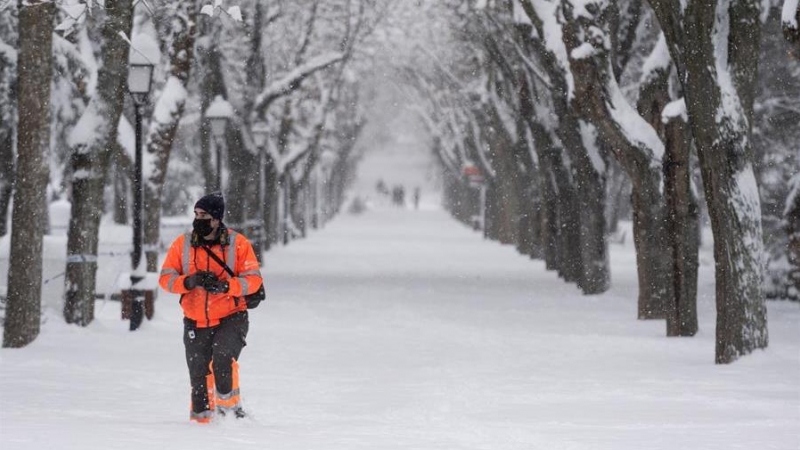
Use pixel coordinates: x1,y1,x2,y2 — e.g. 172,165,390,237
1,207,799,450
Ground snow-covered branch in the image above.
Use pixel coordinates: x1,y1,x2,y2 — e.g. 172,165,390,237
253,52,345,117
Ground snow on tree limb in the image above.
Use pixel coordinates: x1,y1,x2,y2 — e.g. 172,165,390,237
253,52,345,116
784,0,800,53
784,0,799,29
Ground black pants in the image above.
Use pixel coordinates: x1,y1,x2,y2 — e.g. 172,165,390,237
184,311,249,413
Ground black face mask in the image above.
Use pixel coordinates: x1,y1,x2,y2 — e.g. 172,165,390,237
193,218,214,237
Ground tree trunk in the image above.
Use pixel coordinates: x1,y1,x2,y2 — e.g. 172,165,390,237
3,0,55,347
0,38,15,239
786,176,800,300
63,0,133,326
0,124,13,238
650,0,768,362
263,154,278,250
113,162,128,225
663,115,699,336
636,52,699,333
143,5,197,271
196,25,226,194
572,121,610,294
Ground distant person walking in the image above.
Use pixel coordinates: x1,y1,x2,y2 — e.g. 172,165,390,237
413,187,421,210
159,193,264,423
392,185,405,207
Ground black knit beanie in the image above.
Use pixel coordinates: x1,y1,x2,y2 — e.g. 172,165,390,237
194,192,225,220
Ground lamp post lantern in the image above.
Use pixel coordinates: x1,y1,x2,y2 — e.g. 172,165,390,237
251,121,269,261
205,95,233,192
126,34,159,331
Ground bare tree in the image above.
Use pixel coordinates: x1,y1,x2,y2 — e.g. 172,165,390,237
63,0,133,326
143,0,199,271
3,0,55,347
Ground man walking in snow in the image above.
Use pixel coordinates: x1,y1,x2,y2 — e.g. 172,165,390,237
159,193,264,423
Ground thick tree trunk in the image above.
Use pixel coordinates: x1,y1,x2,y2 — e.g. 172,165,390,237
2,0,55,348
64,0,132,326
663,116,699,335
223,127,251,228
144,5,197,271
572,120,610,294
629,170,672,319
651,0,768,362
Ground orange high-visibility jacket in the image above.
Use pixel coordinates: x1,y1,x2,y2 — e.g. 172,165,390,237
159,228,263,328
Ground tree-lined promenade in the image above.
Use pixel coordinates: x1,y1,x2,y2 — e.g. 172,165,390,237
1,1,799,365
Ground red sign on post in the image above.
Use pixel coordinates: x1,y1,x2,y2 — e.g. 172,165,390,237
463,164,484,186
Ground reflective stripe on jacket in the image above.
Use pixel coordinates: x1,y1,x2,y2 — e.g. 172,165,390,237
159,229,263,328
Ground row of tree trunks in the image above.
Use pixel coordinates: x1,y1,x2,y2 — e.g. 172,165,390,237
649,0,768,363
514,8,610,295
2,1,55,347
64,0,133,326
562,0,672,318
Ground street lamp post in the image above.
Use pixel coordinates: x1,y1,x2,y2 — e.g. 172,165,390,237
251,121,269,261
205,95,233,192
126,34,157,331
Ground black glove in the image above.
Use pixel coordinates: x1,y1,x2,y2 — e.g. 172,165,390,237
202,275,229,294
184,271,215,290
245,297,262,309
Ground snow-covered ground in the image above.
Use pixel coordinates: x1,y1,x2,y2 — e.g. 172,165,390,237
1,203,798,450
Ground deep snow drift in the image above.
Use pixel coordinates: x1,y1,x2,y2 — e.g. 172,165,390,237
1,203,798,450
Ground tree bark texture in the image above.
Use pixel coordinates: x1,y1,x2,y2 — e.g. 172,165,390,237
650,0,768,362
663,116,699,336
64,0,133,326
3,0,55,347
